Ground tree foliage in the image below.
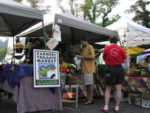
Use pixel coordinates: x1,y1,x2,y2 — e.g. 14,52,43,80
81,0,120,27
81,0,96,22
27,0,39,8
0,48,7,61
96,14,120,26
127,0,150,28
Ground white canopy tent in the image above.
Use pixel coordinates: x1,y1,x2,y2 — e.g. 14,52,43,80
0,0,44,63
0,0,43,36
106,18,150,46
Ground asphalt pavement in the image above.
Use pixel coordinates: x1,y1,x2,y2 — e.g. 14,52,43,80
0,96,149,113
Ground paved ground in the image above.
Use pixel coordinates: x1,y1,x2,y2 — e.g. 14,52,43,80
0,96,149,113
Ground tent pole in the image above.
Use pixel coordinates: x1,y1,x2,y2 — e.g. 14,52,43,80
126,28,130,68
42,15,46,49
119,40,123,47
13,36,15,64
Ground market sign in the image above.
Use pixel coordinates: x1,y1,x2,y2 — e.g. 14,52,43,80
33,49,60,88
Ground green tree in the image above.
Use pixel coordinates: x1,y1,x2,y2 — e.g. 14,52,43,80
27,0,39,8
0,48,7,61
81,0,120,27
98,0,119,27
127,0,150,28
96,14,120,26
81,0,96,22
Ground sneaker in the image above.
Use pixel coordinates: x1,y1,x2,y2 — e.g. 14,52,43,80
100,108,108,113
114,109,119,113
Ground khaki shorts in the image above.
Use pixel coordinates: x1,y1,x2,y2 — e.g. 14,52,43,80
82,73,94,85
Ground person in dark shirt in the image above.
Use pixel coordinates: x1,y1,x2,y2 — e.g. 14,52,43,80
101,36,127,113
27,38,44,64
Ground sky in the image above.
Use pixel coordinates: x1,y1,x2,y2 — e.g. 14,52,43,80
110,0,137,18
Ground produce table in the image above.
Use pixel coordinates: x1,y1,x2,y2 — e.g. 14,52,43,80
122,76,150,93
64,84,79,109
62,74,150,99
61,74,105,99
0,64,63,113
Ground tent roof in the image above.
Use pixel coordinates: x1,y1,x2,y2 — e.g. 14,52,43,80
0,0,43,36
18,13,119,43
123,46,144,55
106,18,150,46
54,13,118,39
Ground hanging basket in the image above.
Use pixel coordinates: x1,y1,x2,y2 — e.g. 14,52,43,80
15,48,23,53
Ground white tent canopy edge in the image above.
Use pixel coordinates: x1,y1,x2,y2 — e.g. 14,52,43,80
106,17,150,46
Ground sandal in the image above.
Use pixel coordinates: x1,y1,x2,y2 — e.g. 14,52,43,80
82,98,88,102
83,99,94,105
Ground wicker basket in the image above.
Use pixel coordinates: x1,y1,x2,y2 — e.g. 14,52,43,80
66,74,79,85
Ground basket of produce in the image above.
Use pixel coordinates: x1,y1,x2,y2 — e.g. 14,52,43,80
66,73,79,85
141,69,148,77
128,93,141,106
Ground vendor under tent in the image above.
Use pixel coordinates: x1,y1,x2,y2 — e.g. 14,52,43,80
0,1,63,113
0,0,43,36
0,0,45,63
18,13,119,44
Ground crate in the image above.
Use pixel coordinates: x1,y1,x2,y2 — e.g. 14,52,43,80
141,93,150,108
141,99,150,108
128,93,141,106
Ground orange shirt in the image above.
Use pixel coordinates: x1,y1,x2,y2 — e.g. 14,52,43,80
81,44,96,73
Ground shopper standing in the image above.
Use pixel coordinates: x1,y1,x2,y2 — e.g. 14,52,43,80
101,36,127,113
78,37,96,104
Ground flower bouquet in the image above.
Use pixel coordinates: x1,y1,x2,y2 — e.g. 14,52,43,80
24,43,32,55
45,33,51,42
60,62,72,73
24,43,32,50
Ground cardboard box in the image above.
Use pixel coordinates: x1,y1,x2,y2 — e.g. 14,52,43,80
128,93,141,106
141,93,150,108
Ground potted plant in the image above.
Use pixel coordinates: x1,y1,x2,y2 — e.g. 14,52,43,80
14,43,24,53
24,43,32,55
